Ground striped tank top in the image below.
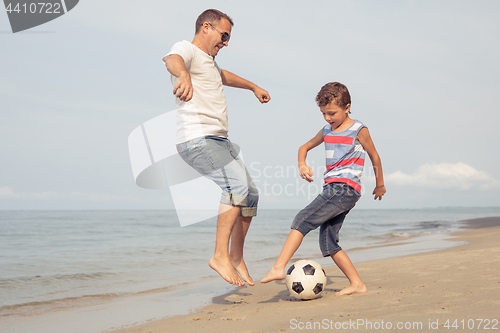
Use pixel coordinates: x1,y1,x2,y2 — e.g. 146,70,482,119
323,120,366,192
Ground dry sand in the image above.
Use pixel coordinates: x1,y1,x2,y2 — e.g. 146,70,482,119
110,217,500,333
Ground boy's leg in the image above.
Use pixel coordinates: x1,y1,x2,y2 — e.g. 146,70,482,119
330,250,367,296
316,185,364,295
209,204,245,286
260,229,304,283
229,215,254,285
261,183,353,283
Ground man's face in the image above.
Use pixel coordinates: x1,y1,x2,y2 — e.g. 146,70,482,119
207,18,232,57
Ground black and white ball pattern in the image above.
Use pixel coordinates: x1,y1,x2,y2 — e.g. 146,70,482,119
285,260,327,300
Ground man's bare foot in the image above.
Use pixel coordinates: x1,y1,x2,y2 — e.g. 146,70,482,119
260,266,285,283
230,257,254,286
209,256,245,286
335,282,367,296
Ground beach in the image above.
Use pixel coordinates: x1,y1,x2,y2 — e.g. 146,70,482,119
109,217,500,333
1,211,500,333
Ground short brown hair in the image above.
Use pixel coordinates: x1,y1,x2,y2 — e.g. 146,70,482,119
195,9,234,34
316,82,351,109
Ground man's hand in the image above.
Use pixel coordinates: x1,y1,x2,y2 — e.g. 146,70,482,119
165,54,193,102
220,69,270,103
173,72,193,102
253,87,271,103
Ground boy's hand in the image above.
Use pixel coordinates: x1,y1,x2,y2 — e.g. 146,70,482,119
299,165,314,183
373,185,386,200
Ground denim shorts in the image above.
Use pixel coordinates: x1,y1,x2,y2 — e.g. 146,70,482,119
176,136,258,217
291,182,360,257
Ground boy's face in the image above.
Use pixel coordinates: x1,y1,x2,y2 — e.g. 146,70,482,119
320,102,351,130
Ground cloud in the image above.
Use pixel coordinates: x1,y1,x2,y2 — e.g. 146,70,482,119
385,163,499,190
0,186,58,199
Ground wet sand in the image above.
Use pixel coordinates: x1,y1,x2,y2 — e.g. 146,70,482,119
109,217,500,332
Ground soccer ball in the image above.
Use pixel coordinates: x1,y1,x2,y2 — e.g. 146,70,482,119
285,260,327,300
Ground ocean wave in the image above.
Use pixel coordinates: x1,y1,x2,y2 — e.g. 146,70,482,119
390,232,412,238
0,292,123,316
0,272,122,292
353,230,445,248
416,220,455,230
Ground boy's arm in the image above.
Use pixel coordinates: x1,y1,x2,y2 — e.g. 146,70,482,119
220,69,270,104
357,127,386,200
164,54,193,102
298,130,324,183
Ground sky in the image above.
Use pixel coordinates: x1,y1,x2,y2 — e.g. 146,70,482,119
1,0,499,211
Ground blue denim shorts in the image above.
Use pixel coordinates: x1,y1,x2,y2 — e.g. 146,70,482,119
291,183,360,257
176,136,258,217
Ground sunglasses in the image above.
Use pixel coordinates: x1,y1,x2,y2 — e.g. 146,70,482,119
209,23,230,42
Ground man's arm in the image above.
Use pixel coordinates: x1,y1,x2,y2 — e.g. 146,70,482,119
220,69,270,103
164,54,193,102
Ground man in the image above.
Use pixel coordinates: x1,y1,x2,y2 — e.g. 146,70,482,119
162,9,270,286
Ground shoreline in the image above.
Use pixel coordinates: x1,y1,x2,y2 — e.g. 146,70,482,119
1,215,498,333
108,216,500,332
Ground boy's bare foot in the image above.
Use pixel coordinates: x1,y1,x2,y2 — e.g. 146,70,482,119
209,256,245,287
230,257,254,286
260,266,285,283
335,282,367,296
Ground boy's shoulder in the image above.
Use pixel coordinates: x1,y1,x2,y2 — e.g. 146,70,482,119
350,119,366,131
322,119,366,134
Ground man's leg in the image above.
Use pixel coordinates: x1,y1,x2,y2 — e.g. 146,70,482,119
224,140,258,286
209,203,245,286
229,215,254,285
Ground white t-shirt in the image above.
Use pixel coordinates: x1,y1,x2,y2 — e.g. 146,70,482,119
164,40,228,144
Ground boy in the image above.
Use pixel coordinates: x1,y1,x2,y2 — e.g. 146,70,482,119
261,82,385,296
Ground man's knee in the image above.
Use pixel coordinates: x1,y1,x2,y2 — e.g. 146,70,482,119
220,192,248,206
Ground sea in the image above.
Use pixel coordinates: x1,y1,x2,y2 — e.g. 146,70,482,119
1,207,500,333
